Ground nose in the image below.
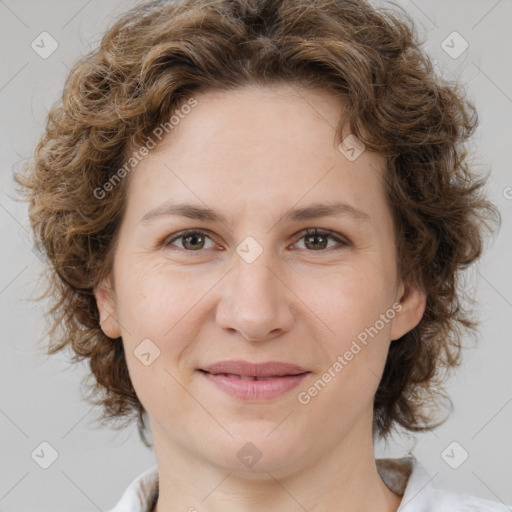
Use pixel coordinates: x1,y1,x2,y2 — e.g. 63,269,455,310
215,251,294,342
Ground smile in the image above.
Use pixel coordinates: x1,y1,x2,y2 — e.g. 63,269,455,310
197,360,311,400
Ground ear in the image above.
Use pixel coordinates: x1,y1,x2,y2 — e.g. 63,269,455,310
94,275,122,339
390,281,426,341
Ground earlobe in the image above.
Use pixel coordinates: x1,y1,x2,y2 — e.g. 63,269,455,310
390,282,426,341
94,276,122,339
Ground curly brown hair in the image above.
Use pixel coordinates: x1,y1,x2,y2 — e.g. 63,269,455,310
15,0,499,446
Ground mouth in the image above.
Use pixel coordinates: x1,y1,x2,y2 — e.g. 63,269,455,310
197,360,311,400
200,372,303,381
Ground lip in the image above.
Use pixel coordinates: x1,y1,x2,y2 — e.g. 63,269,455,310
198,360,311,401
200,360,309,377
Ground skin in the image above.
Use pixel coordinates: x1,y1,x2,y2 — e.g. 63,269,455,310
95,83,426,512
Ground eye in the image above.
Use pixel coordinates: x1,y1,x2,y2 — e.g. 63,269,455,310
164,230,217,251
162,228,349,253
292,228,349,251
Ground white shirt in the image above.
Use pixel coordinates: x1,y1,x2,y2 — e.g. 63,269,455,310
107,456,510,512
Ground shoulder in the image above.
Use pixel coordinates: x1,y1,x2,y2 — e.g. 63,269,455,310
106,465,159,512
419,485,510,511
377,456,511,512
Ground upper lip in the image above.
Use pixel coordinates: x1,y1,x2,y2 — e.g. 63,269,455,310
200,360,310,378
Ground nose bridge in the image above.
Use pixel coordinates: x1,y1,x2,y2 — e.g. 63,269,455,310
235,247,277,300
215,242,293,341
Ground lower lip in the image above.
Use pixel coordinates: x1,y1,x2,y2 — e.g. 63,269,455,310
200,371,310,400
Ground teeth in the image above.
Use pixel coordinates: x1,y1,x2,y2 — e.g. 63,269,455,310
223,373,256,380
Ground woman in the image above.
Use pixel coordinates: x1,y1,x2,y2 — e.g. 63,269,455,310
16,0,508,510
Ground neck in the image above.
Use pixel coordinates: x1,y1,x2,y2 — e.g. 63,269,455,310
150,416,402,512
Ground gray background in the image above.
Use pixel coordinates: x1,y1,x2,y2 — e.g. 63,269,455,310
1,0,511,510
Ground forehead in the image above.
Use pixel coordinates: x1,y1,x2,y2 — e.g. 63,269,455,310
123,83,388,226
153,83,350,159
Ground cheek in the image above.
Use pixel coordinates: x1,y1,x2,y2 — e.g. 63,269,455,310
113,259,220,396
113,261,203,413
114,258,209,340
305,262,395,340
302,262,396,399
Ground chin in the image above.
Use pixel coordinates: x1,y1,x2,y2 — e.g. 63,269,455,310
202,426,310,478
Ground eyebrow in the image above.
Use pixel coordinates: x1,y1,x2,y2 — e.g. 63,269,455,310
140,199,370,225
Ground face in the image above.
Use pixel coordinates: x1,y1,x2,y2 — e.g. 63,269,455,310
96,83,425,477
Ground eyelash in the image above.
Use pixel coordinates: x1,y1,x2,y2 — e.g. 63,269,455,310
162,228,349,253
